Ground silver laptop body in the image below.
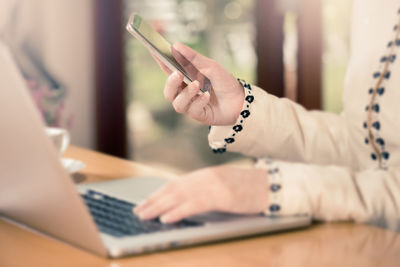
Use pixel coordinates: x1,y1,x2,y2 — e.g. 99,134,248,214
0,41,311,258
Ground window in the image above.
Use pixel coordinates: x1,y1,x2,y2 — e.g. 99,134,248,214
124,0,256,172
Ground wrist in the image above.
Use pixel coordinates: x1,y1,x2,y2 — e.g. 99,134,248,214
233,82,245,122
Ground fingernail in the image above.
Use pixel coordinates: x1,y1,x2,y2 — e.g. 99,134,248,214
160,215,171,224
172,71,179,78
138,212,147,220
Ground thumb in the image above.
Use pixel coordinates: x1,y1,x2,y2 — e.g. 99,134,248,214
172,42,213,71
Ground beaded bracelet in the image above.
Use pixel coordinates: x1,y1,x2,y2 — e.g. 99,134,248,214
212,78,255,154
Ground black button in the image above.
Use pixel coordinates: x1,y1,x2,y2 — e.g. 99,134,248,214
376,138,385,146
270,184,281,192
225,137,235,144
382,151,390,160
245,95,254,103
241,110,250,118
373,72,381,78
372,121,380,130
269,204,281,212
233,125,243,132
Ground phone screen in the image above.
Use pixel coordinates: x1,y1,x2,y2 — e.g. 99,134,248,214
127,14,211,93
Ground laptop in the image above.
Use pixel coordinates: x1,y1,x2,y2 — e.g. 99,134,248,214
0,41,311,258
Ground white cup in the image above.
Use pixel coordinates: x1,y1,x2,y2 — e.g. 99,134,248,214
45,127,70,155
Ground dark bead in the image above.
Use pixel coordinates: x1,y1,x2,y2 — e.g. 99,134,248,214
245,95,254,103
388,41,393,47
233,125,243,132
212,148,226,154
371,153,377,160
241,110,250,118
365,138,369,144
390,54,396,62
384,71,391,79
225,138,235,144
368,88,374,94
268,168,279,175
372,104,380,112
382,151,390,160
376,137,385,146
363,122,367,129
372,121,380,130
270,184,281,192
377,87,385,95
373,72,381,78
269,204,281,212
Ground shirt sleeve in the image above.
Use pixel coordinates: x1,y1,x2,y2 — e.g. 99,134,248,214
208,81,361,168
254,158,400,230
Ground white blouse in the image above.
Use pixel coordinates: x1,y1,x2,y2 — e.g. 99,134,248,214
209,0,400,231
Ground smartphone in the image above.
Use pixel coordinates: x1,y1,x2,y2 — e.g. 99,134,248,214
126,13,211,93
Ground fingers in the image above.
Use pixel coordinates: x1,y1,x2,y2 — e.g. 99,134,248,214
164,71,184,102
172,80,201,114
136,195,178,221
134,184,171,214
186,91,211,122
160,202,206,224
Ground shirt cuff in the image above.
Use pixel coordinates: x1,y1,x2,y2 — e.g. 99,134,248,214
208,79,255,154
255,158,311,217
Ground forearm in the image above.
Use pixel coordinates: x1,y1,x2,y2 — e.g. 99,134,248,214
209,84,360,167
257,159,400,230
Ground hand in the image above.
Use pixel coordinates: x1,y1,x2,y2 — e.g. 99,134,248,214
155,42,245,126
133,165,269,224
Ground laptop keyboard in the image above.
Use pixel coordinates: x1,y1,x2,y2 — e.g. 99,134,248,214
81,189,203,238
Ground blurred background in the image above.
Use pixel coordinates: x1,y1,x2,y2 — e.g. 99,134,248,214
0,0,352,173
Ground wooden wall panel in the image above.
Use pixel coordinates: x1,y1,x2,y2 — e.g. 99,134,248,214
94,0,127,158
255,0,285,98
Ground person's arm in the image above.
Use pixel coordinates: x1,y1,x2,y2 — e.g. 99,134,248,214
133,161,400,229
209,83,361,168
258,159,400,230
158,43,360,168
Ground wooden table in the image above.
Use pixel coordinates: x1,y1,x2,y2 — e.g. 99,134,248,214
1,146,400,267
